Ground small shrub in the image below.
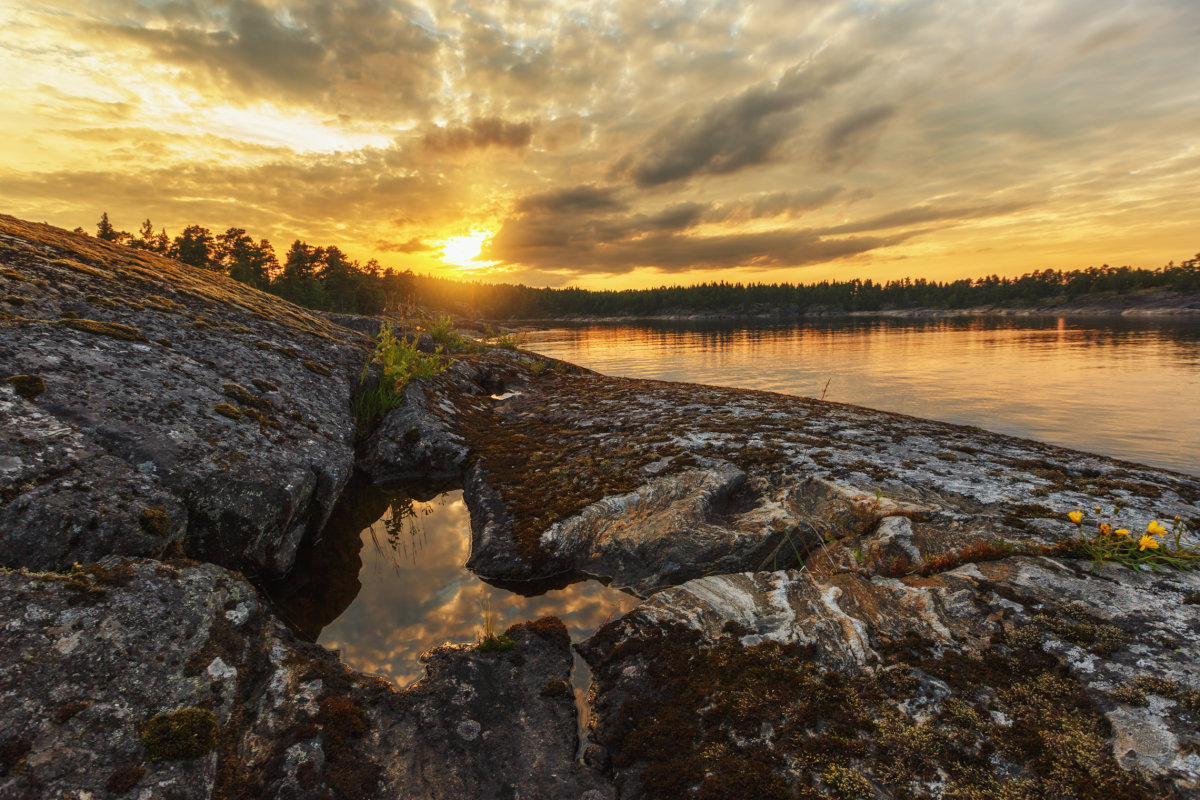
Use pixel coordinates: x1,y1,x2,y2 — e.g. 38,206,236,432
477,601,515,652
353,323,445,430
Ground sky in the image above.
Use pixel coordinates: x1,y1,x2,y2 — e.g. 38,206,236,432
2,0,1199,290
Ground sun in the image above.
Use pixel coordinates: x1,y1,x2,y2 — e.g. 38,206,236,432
438,231,498,269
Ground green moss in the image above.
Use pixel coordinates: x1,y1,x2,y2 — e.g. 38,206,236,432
317,696,381,799
477,633,515,652
61,317,147,342
214,403,243,420
85,293,119,309
506,616,570,649
5,374,45,400
587,614,1163,800
540,680,573,699
251,377,279,393
155,337,172,347
222,382,272,411
139,507,173,537
303,359,332,376
2,294,27,306
140,708,219,761
1,269,25,280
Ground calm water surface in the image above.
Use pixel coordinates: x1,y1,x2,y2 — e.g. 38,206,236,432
526,316,1200,476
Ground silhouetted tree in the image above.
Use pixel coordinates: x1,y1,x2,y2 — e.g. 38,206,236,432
171,225,215,270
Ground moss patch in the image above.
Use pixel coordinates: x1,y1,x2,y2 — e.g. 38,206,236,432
587,616,1168,800
214,403,243,420
61,317,147,342
303,359,332,376
5,374,46,400
140,707,219,761
139,507,173,537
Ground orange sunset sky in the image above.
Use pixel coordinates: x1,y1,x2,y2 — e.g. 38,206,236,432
2,0,1198,289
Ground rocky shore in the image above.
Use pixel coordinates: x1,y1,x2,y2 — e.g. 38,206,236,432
3,215,1200,799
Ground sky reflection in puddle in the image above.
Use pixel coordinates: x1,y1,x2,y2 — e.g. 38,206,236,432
276,482,639,710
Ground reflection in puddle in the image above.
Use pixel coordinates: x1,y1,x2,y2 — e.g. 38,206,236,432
271,478,639,734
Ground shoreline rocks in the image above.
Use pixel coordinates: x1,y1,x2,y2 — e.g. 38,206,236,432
4,215,1200,799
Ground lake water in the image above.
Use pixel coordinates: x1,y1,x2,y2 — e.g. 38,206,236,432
275,314,1198,728
525,316,1200,476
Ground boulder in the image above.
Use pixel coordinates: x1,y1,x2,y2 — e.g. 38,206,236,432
0,216,364,576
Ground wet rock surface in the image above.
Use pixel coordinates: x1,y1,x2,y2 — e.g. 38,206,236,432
0,216,364,576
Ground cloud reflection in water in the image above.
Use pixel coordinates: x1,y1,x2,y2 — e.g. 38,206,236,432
316,490,640,689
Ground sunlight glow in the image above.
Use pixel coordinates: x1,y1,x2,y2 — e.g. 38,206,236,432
438,231,499,269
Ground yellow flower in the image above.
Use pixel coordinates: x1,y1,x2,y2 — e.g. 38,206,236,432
1095,506,1102,513
1139,534,1160,551
1114,528,1130,537
1147,521,1168,537
1068,511,1083,524
1099,523,1111,535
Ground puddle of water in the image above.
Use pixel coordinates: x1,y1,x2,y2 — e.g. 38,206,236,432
270,477,639,739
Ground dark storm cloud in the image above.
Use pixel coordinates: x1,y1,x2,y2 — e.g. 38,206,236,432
422,118,533,152
91,0,439,117
628,55,866,187
820,104,896,169
376,236,435,253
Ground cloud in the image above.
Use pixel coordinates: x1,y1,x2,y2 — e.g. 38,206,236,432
628,55,866,187
376,236,435,253
89,0,440,118
824,201,1032,235
820,104,896,169
514,185,627,215
422,117,533,152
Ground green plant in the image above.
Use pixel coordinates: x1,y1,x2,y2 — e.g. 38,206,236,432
1066,507,1198,571
427,314,470,351
476,601,515,652
354,323,445,430
483,324,527,350
530,359,548,376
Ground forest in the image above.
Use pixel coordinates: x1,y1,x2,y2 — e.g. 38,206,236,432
90,213,1200,320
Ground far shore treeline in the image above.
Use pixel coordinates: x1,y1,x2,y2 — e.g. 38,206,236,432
89,213,1199,320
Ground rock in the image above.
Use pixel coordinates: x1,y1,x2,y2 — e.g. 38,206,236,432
0,216,365,576
431,363,1199,595
579,556,1200,799
0,560,611,799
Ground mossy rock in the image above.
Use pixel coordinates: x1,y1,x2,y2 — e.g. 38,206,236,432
139,708,218,761
5,374,46,400
303,359,332,377
61,318,147,342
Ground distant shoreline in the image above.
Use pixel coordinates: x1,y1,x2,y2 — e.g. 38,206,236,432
500,288,1200,325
